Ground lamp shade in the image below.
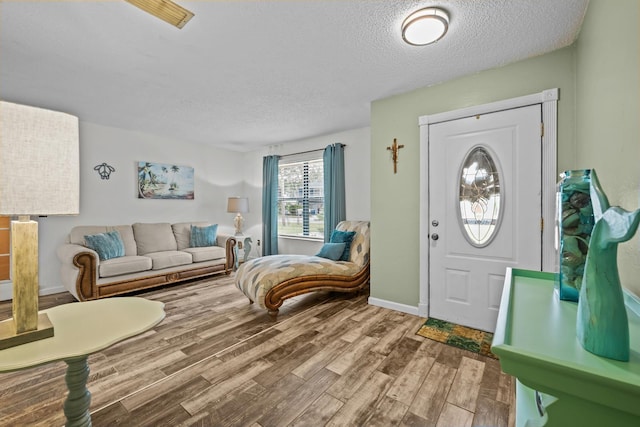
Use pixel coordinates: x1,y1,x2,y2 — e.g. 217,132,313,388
0,101,79,216
227,197,249,213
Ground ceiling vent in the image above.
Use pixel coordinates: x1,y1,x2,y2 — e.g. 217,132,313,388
125,0,194,29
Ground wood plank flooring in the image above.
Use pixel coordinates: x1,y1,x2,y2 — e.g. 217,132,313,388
0,274,515,426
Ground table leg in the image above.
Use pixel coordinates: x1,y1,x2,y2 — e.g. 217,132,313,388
64,356,92,427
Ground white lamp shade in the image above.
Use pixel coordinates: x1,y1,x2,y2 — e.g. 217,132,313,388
0,101,80,215
227,197,249,213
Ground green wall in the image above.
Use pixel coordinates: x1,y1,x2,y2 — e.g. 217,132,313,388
370,0,640,307
371,47,575,306
575,0,640,296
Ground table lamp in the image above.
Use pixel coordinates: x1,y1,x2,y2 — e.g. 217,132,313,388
227,197,249,235
0,101,79,350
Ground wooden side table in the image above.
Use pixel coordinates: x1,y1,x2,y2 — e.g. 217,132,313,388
0,297,165,427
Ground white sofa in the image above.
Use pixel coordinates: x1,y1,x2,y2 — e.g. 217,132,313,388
57,222,236,301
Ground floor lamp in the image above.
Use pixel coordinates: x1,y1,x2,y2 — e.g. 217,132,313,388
0,101,79,350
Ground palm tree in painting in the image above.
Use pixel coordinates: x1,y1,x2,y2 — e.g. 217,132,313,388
139,163,152,181
138,163,152,197
169,165,180,191
138,162,162,197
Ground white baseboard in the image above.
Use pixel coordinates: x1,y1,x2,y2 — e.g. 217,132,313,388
0,281,11,301
0,282,66,302
368,297,420,316
418,303,429,318
40,285,66,297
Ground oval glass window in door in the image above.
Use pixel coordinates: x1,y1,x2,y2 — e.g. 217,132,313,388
458,146,503,247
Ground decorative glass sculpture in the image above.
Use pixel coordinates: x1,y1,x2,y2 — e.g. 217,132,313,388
576,169,640,361
555,169,594,301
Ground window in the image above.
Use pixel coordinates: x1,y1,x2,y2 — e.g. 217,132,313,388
278,155,324,239
458,146,502,247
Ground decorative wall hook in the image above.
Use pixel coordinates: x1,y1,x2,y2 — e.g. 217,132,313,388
94,162,115,180
386,138,404,174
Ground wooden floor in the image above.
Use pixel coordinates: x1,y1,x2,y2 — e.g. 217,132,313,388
0,274,514,426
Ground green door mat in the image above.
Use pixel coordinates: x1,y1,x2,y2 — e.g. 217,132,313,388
416,317,498,359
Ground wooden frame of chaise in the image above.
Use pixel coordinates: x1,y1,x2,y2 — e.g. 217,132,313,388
235,220,370,316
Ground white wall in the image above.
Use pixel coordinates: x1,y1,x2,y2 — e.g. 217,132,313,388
1,121,244,299
241,127,371,256
1,123,370,300
1,124,370,300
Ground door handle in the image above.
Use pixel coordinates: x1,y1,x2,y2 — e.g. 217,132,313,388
535,391,545,417
431,233,439,240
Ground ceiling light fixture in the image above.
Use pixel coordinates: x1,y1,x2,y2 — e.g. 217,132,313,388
402,7,449,46
125,0,194,29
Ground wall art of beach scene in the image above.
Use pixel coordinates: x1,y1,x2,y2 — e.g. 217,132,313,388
137,161,194,199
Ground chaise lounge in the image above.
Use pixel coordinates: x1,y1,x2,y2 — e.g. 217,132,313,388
235,220,370,315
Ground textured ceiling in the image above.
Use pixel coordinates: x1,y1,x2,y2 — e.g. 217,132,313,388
0,0,588,152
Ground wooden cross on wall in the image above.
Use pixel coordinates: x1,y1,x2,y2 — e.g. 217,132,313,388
386,138,404,174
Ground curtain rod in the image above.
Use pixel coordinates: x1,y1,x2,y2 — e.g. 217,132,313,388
277,143,346,158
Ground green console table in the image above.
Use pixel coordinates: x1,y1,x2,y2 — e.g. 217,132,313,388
492,268,640,427
0,297,165,426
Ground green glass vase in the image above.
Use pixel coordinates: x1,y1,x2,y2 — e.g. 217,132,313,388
556,169,594,301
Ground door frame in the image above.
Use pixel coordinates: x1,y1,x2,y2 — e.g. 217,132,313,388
418,88,558,317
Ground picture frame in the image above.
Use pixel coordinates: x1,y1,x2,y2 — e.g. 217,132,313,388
137,161,194,199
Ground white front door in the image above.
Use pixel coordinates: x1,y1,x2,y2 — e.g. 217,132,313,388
428,105,542,332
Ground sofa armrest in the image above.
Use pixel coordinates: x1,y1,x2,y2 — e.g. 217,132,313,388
56,243,99,301
216,233,236,271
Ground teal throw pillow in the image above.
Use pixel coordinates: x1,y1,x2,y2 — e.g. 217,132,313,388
316,243,346,261
329,230,356,261
190,224,218,247
84,231,125,261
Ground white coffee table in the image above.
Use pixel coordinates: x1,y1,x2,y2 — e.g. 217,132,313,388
0,297,165,426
